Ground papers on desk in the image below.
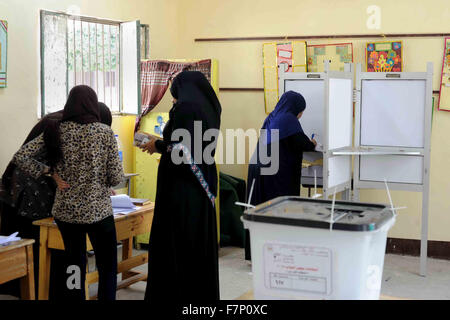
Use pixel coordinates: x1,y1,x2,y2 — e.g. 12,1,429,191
111,194,139,215
130,198,151,206
0,232,21,246
315,143,324,152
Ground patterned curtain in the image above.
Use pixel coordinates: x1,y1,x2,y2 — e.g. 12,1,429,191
136,59,212,132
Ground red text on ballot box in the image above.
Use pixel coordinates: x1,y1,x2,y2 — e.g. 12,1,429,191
263,242,332,295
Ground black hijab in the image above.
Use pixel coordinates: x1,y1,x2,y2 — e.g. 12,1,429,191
1,100,111,194
62,85,100,124
44,85,100,167
167,71,221,200
1,111,63,192
170,71,221,131
98,102,112,127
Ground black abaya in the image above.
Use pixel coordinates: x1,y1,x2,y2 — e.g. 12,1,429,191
144,71,221,301
0,111,66,299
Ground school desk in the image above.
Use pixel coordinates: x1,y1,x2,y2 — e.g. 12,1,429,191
0,239,35,300
33,203,154,300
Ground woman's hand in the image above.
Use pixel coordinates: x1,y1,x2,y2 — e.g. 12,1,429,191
311,139,318,147
140,139,158,155
52,172,70,191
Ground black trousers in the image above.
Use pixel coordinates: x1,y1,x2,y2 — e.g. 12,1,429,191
55,215,118,301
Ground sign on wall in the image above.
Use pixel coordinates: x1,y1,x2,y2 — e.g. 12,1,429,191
438,37,450,111
263,41,307,114
307,43,353,72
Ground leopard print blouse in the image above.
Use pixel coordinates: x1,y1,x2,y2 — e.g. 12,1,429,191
13,121,124,224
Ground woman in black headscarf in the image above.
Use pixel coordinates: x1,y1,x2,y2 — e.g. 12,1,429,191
0,111,64,299
10,86,123,300
0,101,114,299
140,71,221,301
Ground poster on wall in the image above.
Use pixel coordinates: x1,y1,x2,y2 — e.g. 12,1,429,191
0,20,7,88
306,43,353,72
263,41,307,114
366,41,402,72
438,37,450,111
277,42,293,73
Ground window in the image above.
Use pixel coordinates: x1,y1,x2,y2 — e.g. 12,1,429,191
40,10,148,117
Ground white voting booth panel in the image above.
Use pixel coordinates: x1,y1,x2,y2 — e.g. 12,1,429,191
280,65,353,198
328,156,352,189
328,78,353,150
355,73,431,189
353,63,433,276
285,79,325,146
360,80,426,148
359,155,423,184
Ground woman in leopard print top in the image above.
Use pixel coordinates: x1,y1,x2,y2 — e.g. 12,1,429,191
13,85,124,300
13,120,123,224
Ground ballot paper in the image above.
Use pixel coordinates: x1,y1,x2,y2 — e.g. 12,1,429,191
111,194,139,215
0,232,21,246
134,132,152,147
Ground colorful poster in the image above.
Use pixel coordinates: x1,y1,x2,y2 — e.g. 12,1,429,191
438,37,450,111
0,20,7,88
366,41,402,72
263,41,307,114
306,43,353,72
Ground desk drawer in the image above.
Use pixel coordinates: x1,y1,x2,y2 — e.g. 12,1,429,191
0,247,27,284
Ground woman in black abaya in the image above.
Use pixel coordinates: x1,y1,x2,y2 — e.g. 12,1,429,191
140,71,221,301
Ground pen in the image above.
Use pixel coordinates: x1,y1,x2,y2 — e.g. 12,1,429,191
311,133,315,139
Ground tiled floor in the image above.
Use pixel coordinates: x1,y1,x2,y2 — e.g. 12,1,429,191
2,247,450,300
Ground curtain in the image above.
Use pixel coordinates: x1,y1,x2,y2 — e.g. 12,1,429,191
136,59,212,132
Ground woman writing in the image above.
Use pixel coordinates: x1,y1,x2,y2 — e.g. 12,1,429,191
12,86,123,300
139,71,221,301
245,91,317,260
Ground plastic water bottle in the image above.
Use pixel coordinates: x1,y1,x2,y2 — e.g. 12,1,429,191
115,134,123,162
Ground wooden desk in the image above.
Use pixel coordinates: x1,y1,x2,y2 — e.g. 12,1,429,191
33,203,154,300
0,239,35,300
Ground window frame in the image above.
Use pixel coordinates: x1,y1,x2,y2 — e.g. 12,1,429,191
40,10,145,118
141,24,150,60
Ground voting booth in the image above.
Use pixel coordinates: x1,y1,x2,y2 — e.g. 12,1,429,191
278,62,354,199
332,63,433,276
280,61,433,276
